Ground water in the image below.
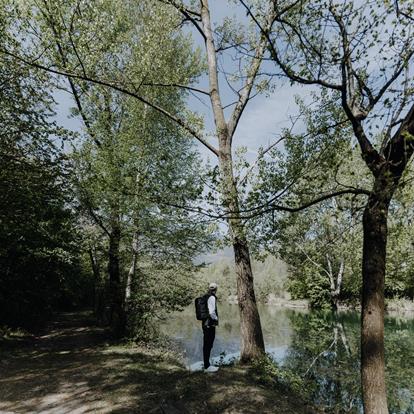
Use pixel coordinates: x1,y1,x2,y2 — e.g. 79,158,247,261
161,303,414,414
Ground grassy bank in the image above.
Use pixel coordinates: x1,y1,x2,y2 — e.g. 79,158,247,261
0,311,317,414
116,343,319,414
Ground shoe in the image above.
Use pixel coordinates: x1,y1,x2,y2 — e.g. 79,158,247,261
204,365,219,373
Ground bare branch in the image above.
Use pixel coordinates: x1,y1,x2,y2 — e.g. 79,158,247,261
329,6,383,174
382,63,411,151
368,46,414,112
37,0,101,146
335,258,344,297
242,188,370,220
238,136,285,186
123,186,370,222
326,254,335,291
227,29,269,141
142,81,210,96
384,102,414,176
158,0,206,41
239,0,343,91
294,242,331,279
0,48,220,156
395,1,414,22
329,5,360,118
200,0,228,143
352,68,374,108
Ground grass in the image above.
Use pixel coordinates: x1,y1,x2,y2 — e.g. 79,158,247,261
0,311,317,413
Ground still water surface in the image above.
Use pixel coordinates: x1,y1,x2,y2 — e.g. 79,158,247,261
161,303,414,414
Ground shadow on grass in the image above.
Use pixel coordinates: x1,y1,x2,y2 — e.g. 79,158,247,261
0,312,315,414
0,311,191,413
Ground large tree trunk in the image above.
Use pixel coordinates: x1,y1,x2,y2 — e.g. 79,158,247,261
358,112,414,413
352,103,414,414
361,180,393,414
233,235,265,361
200,0,266,362
219,144,265,361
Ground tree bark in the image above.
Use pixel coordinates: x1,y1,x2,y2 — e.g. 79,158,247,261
327,255,344,311
125,230,139,312
107,216,125,335
200,0,265,361
218,143,265,361
359,109,414,413
361,179,393,414
233,235,265,360
88,247,102,315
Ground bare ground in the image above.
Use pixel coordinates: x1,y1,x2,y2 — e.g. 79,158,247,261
0,312,316,414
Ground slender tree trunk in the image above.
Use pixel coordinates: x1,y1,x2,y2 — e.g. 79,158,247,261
125,169,143,311
89,247,101,281
88,247,101,314
361,180,393,414
107,217,125,335
219,143,265,361
199,0,265,361
335,319,351,356
125,230,139,311
327,255,344,311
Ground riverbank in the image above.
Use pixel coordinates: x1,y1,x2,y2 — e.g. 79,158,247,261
0,311,317,413
386,298,414,314
227,294,309,309
227,295,414,315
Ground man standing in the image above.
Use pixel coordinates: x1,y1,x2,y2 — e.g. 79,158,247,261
203,282,219,372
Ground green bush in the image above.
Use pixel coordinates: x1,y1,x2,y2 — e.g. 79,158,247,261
250,354,307,395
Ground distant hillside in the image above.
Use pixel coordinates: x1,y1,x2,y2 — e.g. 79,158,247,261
195,256,289,302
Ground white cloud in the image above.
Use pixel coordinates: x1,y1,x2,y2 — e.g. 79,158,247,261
233,85,303,156
194,83,313,164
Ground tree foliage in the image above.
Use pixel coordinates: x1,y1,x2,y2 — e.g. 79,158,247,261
0,17,90,327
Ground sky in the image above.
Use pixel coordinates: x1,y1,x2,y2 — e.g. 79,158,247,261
183,0,306,163
48,0,414,266
53,0,307,164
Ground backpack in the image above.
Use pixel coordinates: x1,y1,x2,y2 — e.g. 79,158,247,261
195,294,210,320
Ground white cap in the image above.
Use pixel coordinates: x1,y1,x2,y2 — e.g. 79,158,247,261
209,282,218,290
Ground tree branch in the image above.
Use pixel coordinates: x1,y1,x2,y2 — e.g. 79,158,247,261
37,0,102,147
227,5,273,141
200,0,228,144
367,46,414,112
158,0,206,41
384,102,414,177
395,1,414,22
328,6,383,174
240,0,342,91
238,136,285,186
142,81,210,96
294,242,331,279
0,48,220,157
242,189,370,220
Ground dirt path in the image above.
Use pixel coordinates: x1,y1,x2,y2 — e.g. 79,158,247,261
0,311,121,413
0,312,316,414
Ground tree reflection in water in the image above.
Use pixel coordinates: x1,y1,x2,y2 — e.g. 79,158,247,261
283,311,414,414
162,305,414,413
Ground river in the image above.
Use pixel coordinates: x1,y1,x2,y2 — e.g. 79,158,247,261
161,303,414,414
